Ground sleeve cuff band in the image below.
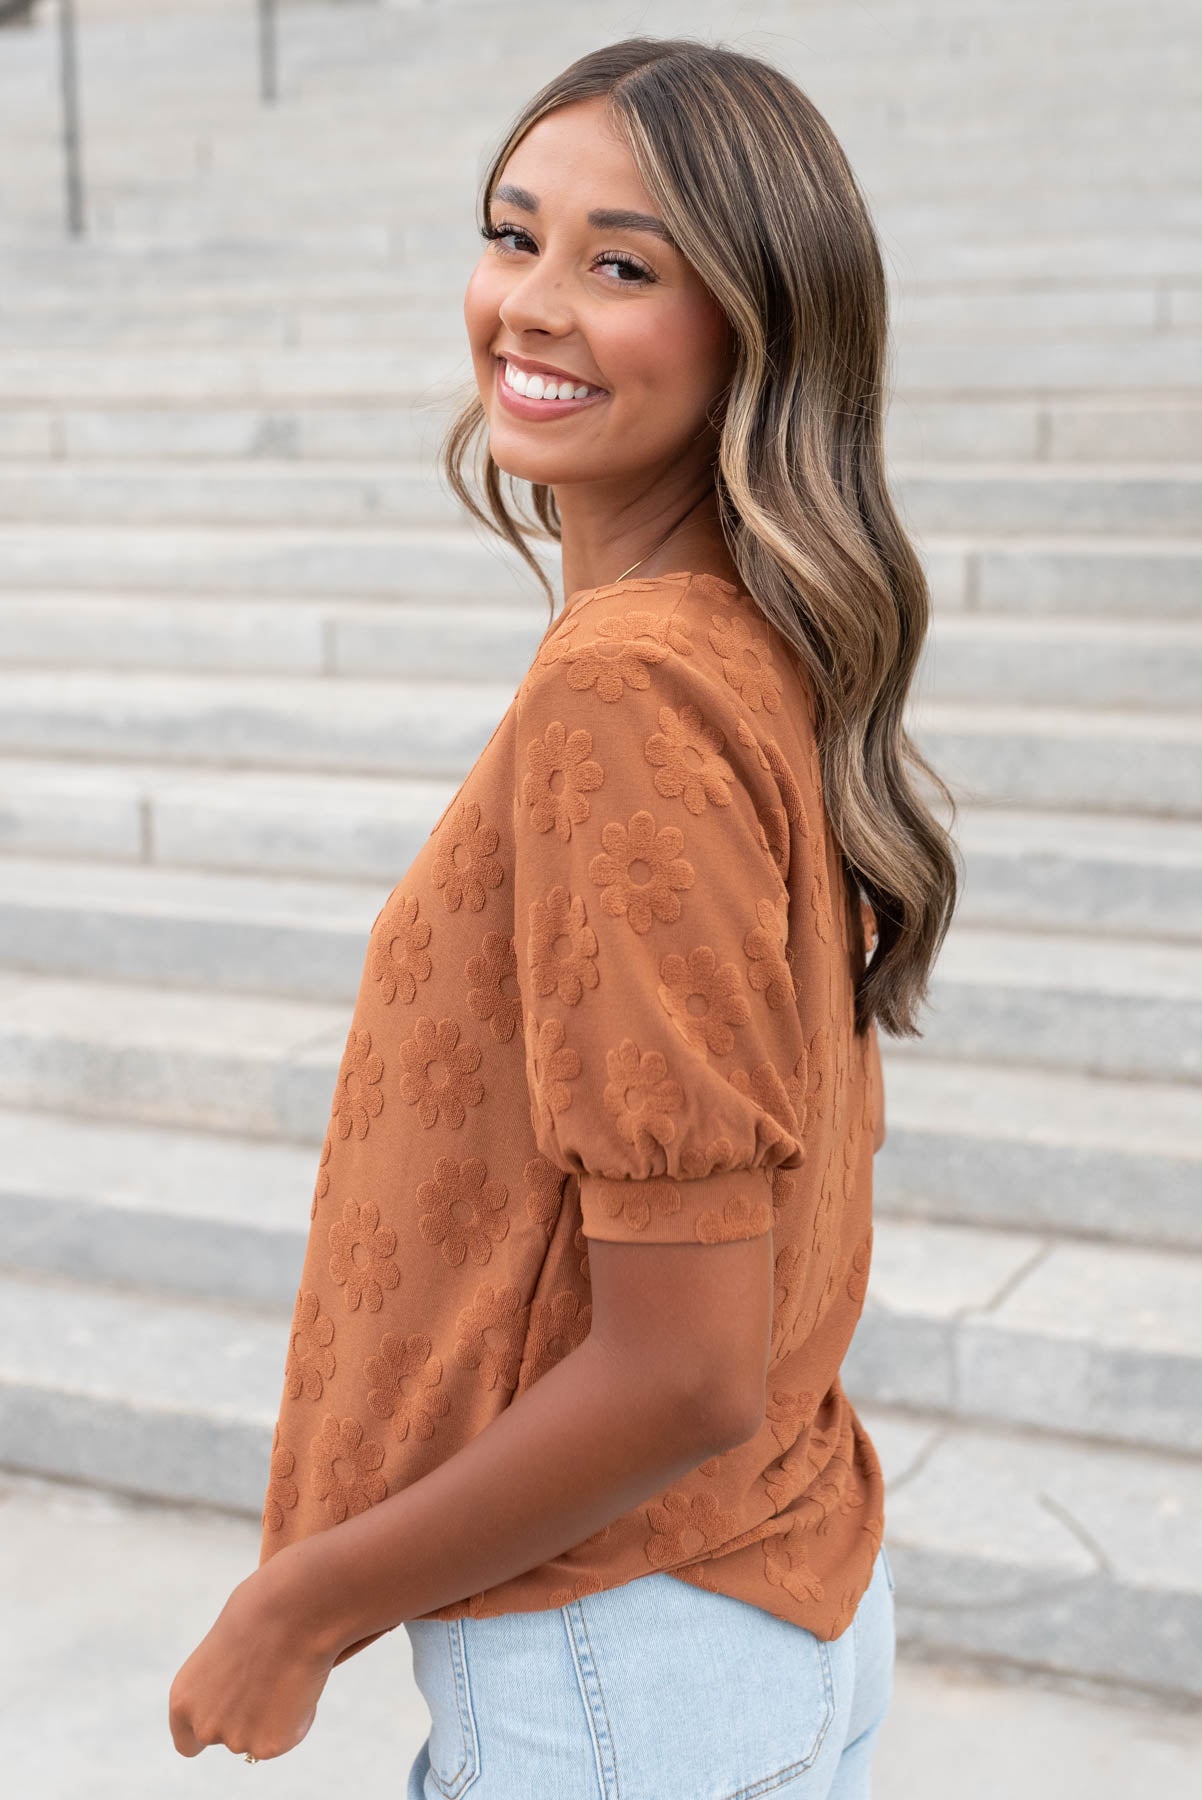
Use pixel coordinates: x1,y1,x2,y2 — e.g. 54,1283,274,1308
579,1167,775,1245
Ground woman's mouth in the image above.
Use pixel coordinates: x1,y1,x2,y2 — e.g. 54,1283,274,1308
494,355,608,420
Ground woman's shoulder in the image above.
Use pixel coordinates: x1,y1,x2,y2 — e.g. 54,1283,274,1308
520,569,819,796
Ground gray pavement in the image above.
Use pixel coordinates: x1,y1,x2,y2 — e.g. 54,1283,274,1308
2,1468,1200,1799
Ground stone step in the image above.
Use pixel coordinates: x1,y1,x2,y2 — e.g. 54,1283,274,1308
0,854,382,1003
0,459,465,528
0,458,1198,537
953,808,1202,940
918,616,1202,710
3,394,1199,466
0,1253,1198,1699
0,860,1197,1084
0,1105,314,1310
848,1218,1202,1455
873,1055,1201,1250
916,925,1202,1083
0,667,516,778
911,699,1202,816
858,1405,1202,1703
0,968,342,1141
4,756,1198,939
2,671,1198,813
0,1093,1196,1459
0,754,456,873
4,597,1197,709
0,963,1196,1245
0,593,546,681
0,523,1195,618
0,523,549,602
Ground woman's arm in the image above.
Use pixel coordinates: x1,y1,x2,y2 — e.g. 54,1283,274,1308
254,1233,773,1664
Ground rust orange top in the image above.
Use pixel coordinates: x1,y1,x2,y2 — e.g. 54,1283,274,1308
257,568,886,1639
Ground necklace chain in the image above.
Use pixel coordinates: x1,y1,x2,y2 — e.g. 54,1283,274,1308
611,492,711,584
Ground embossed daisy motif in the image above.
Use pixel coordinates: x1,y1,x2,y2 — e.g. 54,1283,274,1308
398,1015,484,1128
365,1331,451,1442
453,1282,530,1390
331,1027,385,1140
767,1384,820,1451
763,1522,826,1604
522,720,603,840
524,1153,567,1239
591,1172,684,1235
589,809,695,933
727,1060,801,1158
327,1196,401,1311
644,1489,740,1566
846,1230,872,1302
557,611,674,701
310,1414,388,1526
644,701,736,813
261,1422,298,1534
695,1192,774,1243
465,928,523,1041
431,799,504,911
369,889,432,1004
520,1288,592,1387
310,1132,331,1222
760,734,808,832
525,1014,581,1131
657,944,750,1055
708,610,783,712
602,1038,684,1157
417,1154,510,1266
744,893,797,1009
284,1289,336,1401
528,884,600,1004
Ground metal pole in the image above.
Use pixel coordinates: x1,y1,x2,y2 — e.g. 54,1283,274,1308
58,0,85,235
258,0,278,104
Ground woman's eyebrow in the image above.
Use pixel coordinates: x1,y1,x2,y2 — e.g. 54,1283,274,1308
490,182,675,244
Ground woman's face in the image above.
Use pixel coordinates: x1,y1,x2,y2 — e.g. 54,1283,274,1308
463,94,734,491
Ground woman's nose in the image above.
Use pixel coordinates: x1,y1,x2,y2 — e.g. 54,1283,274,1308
497,258,575,339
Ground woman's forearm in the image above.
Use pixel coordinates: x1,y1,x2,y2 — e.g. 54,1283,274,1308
256,1336,746,1662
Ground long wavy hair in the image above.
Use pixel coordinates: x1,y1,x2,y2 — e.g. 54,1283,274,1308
441,35,961,1040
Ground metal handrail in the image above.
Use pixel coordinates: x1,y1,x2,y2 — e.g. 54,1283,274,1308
43,0,285,237
258,0,278,104
58,0,85,236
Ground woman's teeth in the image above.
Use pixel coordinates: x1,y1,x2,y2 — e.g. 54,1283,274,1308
503,360,600,401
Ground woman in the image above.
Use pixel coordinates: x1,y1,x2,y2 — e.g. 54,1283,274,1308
169,35,958,1796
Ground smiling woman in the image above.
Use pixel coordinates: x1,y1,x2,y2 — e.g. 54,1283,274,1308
459,89,743,612
171,31,958,1793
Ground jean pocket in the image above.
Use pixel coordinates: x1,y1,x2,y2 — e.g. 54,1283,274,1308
880,1542,896,1593
568,1578,836,1800
407,1619,480,1797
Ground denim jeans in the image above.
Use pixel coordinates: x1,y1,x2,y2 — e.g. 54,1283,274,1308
403,1541,896,1798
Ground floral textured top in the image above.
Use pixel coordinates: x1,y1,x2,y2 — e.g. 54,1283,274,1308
258,568,886,1640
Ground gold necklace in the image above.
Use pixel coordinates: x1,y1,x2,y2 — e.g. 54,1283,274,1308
611,492,711,583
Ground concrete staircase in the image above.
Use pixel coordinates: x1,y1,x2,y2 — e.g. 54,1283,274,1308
1,0,1199,1703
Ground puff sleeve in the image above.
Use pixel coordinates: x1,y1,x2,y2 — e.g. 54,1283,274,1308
511,612,806,1246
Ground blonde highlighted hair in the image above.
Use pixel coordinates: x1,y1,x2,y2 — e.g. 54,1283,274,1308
442,35,961,1039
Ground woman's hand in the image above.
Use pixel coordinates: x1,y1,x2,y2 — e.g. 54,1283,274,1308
168,1566,337,1763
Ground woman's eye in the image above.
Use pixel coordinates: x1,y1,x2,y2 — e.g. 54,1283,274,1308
480,224,654,286
595,253,654,285
481,222,534,253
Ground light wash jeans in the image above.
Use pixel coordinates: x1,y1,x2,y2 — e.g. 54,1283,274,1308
403,1541,896,1799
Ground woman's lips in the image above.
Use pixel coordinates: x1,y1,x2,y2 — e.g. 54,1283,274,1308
494,356,608,420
